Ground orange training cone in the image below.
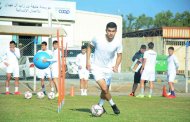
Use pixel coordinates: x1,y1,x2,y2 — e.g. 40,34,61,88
162,85,167,97
70,86,74,97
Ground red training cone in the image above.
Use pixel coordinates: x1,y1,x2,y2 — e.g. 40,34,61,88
162,85,168,97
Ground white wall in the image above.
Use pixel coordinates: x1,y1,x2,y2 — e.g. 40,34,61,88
74,10,122,45
0,21,12,56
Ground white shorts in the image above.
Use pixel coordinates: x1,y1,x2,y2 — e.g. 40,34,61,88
37,67,52,79
78,69,89,80
167,72,176,82
91,65,113,85
141,70,155,81
6,64,19,77
51,63,58,78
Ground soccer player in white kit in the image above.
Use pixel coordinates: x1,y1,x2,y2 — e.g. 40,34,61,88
86,22,122,114
76,45,89,96
167,47,179,99
43,41,59,97
136,42,157,98
37,41,54,95
4,41,21,95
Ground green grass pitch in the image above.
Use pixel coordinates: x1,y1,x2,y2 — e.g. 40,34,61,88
0,95,190,122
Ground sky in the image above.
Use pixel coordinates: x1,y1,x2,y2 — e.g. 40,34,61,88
65,0,190,17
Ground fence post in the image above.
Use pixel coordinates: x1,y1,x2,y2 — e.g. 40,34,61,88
185,41,189,93
33,36,37,92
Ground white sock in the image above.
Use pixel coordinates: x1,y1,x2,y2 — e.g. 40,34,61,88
80,89,84,95
84,89,87,94
109,99,115,106
51,87,54,92
98,99,105,107
15,87,18,92
6,87,9,92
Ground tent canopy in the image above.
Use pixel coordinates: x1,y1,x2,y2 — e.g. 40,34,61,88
0,25,65,36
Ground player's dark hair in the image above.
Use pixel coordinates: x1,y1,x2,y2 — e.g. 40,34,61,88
140,45,146,49
41,41,47,46
168,47,174,50
148,42,154,49
106,22,117,30
81,45,87,49
53,40,58,45
10,40,16,45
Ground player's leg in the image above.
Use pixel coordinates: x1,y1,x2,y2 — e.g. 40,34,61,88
83,70,89,96
83,79,88,96
136,79,145,97
5,66,13,95
14,65,20,95
167,74,176,98
5,73,11,95
148,81,153,98
80,78,84,96
96,79,120,114
46,68,54,92
52,64,59,96
130,71,140,96
40,78,46,95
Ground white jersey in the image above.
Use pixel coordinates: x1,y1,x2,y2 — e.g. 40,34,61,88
91,35,122,68
143,50,157,72
76,53,87,70
4,48,20,66
37,49,53,58
167,54,179,74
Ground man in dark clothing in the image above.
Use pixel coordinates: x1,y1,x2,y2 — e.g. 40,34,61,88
129,45,146,96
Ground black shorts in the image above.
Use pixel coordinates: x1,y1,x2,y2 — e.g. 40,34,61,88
134,69,141,83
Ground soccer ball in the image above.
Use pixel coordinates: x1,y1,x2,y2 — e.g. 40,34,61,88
91,104,104,117
48,92,55,100
24,91,32,99
37,91,45,99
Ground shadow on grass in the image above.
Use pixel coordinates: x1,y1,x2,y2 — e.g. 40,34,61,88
70,108,91,113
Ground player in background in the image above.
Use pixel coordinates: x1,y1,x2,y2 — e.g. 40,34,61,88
129,45,146,97
43,40,59,97
37,41,54,95
86,22,122,114
136,42,157,98
166,47,179,98
76,45,89,96
4,41,21,95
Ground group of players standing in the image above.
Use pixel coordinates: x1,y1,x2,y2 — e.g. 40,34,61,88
2,22,179,115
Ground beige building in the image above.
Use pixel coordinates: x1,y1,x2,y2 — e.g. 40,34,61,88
122,27,190,76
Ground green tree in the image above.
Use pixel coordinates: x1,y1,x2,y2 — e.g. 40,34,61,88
126,13,136,32
154,10,173,27
134,14,153,30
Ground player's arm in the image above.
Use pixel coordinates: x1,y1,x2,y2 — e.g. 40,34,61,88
140,58,146,73
14,48,21,59
132,52,139,62
174,56,179,73
86,43,93,70
113,53,122,72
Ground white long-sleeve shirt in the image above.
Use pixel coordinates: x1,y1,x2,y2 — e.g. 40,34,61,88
76,53,87,70
4,48,20,66
167,54,179,74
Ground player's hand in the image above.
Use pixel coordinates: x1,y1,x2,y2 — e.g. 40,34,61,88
10,48,15,52
140,69,143,74
78,66,82,70
4,62,9,66
113,65,119,73
139,58,143,63
42,58,47,62
86,64,91,71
